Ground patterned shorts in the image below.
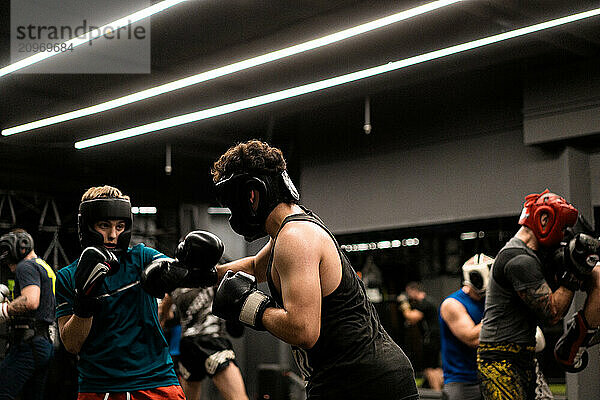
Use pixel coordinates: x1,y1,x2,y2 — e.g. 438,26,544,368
476,343,536,400
176,335,236,381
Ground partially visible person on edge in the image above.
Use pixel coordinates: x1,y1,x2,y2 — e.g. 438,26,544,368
398,281,444,391
0,229,55,400
438,254,492,400
477,189,600,399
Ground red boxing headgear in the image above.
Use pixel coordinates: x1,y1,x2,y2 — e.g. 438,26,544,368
518,189,578,247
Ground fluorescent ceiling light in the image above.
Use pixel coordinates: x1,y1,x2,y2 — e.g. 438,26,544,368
0,0,187,79
341,238,419,252
460,232,478,240
75,7,600,149
132,206,157,214
3,0,462,136
207,207,231,215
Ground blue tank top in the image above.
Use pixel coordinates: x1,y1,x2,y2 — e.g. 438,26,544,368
439,289,484,384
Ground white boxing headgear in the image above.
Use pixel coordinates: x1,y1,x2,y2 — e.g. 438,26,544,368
462,253,494,295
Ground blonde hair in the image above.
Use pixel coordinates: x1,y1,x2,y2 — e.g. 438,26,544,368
81,185,130,202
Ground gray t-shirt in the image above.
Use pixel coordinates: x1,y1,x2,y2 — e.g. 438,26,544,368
479,237,546,345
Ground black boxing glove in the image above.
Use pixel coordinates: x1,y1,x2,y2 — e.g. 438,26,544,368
566,233,600,279
141,258,188,298
212,270,275,330
557,268,585,292
550,246,584,292
74,246,119,318
175,231,224,288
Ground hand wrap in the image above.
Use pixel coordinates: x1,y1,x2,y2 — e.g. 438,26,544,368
212,270,275,331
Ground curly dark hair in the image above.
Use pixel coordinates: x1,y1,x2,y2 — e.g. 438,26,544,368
212,140,287,182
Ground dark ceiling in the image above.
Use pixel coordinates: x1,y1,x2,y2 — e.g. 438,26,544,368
1,0,600,206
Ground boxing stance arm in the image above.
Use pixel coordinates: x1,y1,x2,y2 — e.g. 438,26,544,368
58,314,93,354
517,283,574,326
7,285,40,313
440,298,481,347
402,307,424,325
0,285,41,322
216,239,274,283
260,224,323,349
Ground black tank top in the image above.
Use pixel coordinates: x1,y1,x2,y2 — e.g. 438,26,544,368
266,209,418,399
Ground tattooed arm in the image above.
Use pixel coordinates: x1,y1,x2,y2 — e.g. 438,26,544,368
506,253,575,326
517,282,574,325
8,284,41,314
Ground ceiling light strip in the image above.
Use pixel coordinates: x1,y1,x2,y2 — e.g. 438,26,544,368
0,0,187,79
3,0,462,136
74,7,600,149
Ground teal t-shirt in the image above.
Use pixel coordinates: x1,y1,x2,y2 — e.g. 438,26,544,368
56,244,179,392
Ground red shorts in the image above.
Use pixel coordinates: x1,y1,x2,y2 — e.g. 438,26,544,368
78,385,185,400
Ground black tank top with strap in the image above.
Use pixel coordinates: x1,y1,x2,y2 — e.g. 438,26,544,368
266,209,418,400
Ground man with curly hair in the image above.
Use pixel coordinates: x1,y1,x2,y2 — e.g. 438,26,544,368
205,140,418,400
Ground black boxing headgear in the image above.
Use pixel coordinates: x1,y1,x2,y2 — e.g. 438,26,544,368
78,198,133,253
0,231,34,266
215,170,300,242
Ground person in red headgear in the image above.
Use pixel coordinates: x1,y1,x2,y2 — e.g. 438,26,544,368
476,189,600,399
520,190,600,373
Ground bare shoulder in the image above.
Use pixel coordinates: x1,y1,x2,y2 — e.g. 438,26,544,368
277,220,329,247
440,297,465,319
273,221,328,270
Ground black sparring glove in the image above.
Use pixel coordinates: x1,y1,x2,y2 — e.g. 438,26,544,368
175,231,224,288
551,246,585,292
74,246,119,318
551,233,599,292
566,233,600,279
212,270,275,330
141,258,188,298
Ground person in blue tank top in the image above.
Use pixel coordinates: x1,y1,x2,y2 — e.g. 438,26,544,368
439,253,491,400
55,185,184,400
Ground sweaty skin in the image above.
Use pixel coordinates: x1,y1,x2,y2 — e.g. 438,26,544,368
217,203,342,349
